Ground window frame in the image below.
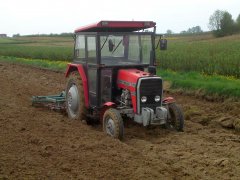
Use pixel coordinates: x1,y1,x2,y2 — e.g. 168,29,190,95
74,34,86,60
86,35,97,65
97,32,155,67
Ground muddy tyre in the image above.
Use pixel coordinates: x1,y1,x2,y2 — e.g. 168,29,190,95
66,71,87,121
167,103,184,131
103,108,124,140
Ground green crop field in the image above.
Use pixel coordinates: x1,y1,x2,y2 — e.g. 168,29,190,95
0,36,73,61
1,34,239,77
156,33,240,78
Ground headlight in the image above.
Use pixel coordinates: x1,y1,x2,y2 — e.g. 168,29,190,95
155,95,161,102
141,96,147,103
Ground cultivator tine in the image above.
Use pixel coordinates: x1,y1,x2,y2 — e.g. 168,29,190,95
32,91,66,112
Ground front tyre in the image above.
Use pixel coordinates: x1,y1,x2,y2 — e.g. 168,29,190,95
103,108,124,140
167,103,184,131
66,71,87,120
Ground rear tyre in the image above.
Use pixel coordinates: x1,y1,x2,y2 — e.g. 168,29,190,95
167,103,184,131
66,71,87,121
103,108,124,140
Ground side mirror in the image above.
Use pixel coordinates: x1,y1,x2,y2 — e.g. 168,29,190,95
108,39,114,52
148,66,156,75
160,39,167,50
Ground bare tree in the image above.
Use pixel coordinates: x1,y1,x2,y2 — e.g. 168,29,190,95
208,10,225,31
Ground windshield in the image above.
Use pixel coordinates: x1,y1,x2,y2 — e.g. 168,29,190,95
100,34,152,66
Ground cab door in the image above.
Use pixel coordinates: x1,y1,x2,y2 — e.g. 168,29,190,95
86,36,98,107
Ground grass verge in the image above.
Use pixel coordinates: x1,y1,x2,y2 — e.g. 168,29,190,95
157,69,240,100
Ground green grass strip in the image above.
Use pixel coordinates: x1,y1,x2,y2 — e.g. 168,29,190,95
0,56,68,71
157,68,240,99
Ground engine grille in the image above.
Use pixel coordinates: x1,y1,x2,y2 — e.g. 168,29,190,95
138,77,163,113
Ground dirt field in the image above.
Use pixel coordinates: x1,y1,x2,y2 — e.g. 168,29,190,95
0,62,240,179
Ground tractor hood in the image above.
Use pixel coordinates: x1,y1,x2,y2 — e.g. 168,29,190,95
117,69,151,113
117,69,150,89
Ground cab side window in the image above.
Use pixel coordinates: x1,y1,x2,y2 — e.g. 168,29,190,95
87,36,96,58
75,35,85,59
87,36,97,64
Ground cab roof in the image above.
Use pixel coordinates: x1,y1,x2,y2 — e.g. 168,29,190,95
75,20,156,33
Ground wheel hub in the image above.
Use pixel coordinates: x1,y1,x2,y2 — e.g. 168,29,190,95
67,84,79,116
106,118,115,136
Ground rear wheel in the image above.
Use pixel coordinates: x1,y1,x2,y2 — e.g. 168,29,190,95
66,71,87,121
103,108,124,140
167,103,184,131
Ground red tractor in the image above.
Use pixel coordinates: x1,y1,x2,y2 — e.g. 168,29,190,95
65,21,184,140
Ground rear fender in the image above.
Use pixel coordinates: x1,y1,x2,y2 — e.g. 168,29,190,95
65,63,89,108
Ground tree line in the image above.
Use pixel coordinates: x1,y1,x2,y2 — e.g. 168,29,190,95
209,10,240,37
11,10,240,38
13,33,74,38
166,10,240,37
166,26,203,35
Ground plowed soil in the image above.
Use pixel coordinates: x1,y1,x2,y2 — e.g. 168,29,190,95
0,62,240,179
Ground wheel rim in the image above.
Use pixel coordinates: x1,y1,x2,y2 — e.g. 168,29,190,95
106,117,115,136
67,84,80,118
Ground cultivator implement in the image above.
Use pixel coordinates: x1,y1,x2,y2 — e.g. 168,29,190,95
32,91,66,111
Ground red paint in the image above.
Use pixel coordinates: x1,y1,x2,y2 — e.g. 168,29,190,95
163,97,175,104
65,63,89,108
103,102,116,107
117,69,150,113
118,69,150,87
75,20,156,33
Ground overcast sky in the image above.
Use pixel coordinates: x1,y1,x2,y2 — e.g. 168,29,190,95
0,0,239,36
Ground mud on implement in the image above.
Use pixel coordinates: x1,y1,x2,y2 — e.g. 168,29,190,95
32,91,66,111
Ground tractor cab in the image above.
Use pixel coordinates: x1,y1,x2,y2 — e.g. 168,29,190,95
65,21,183,140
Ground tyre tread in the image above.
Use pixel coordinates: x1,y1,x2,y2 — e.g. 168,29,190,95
103,108,124,140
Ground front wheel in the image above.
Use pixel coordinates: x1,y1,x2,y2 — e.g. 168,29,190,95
103,108,124,140
167,103,184,131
